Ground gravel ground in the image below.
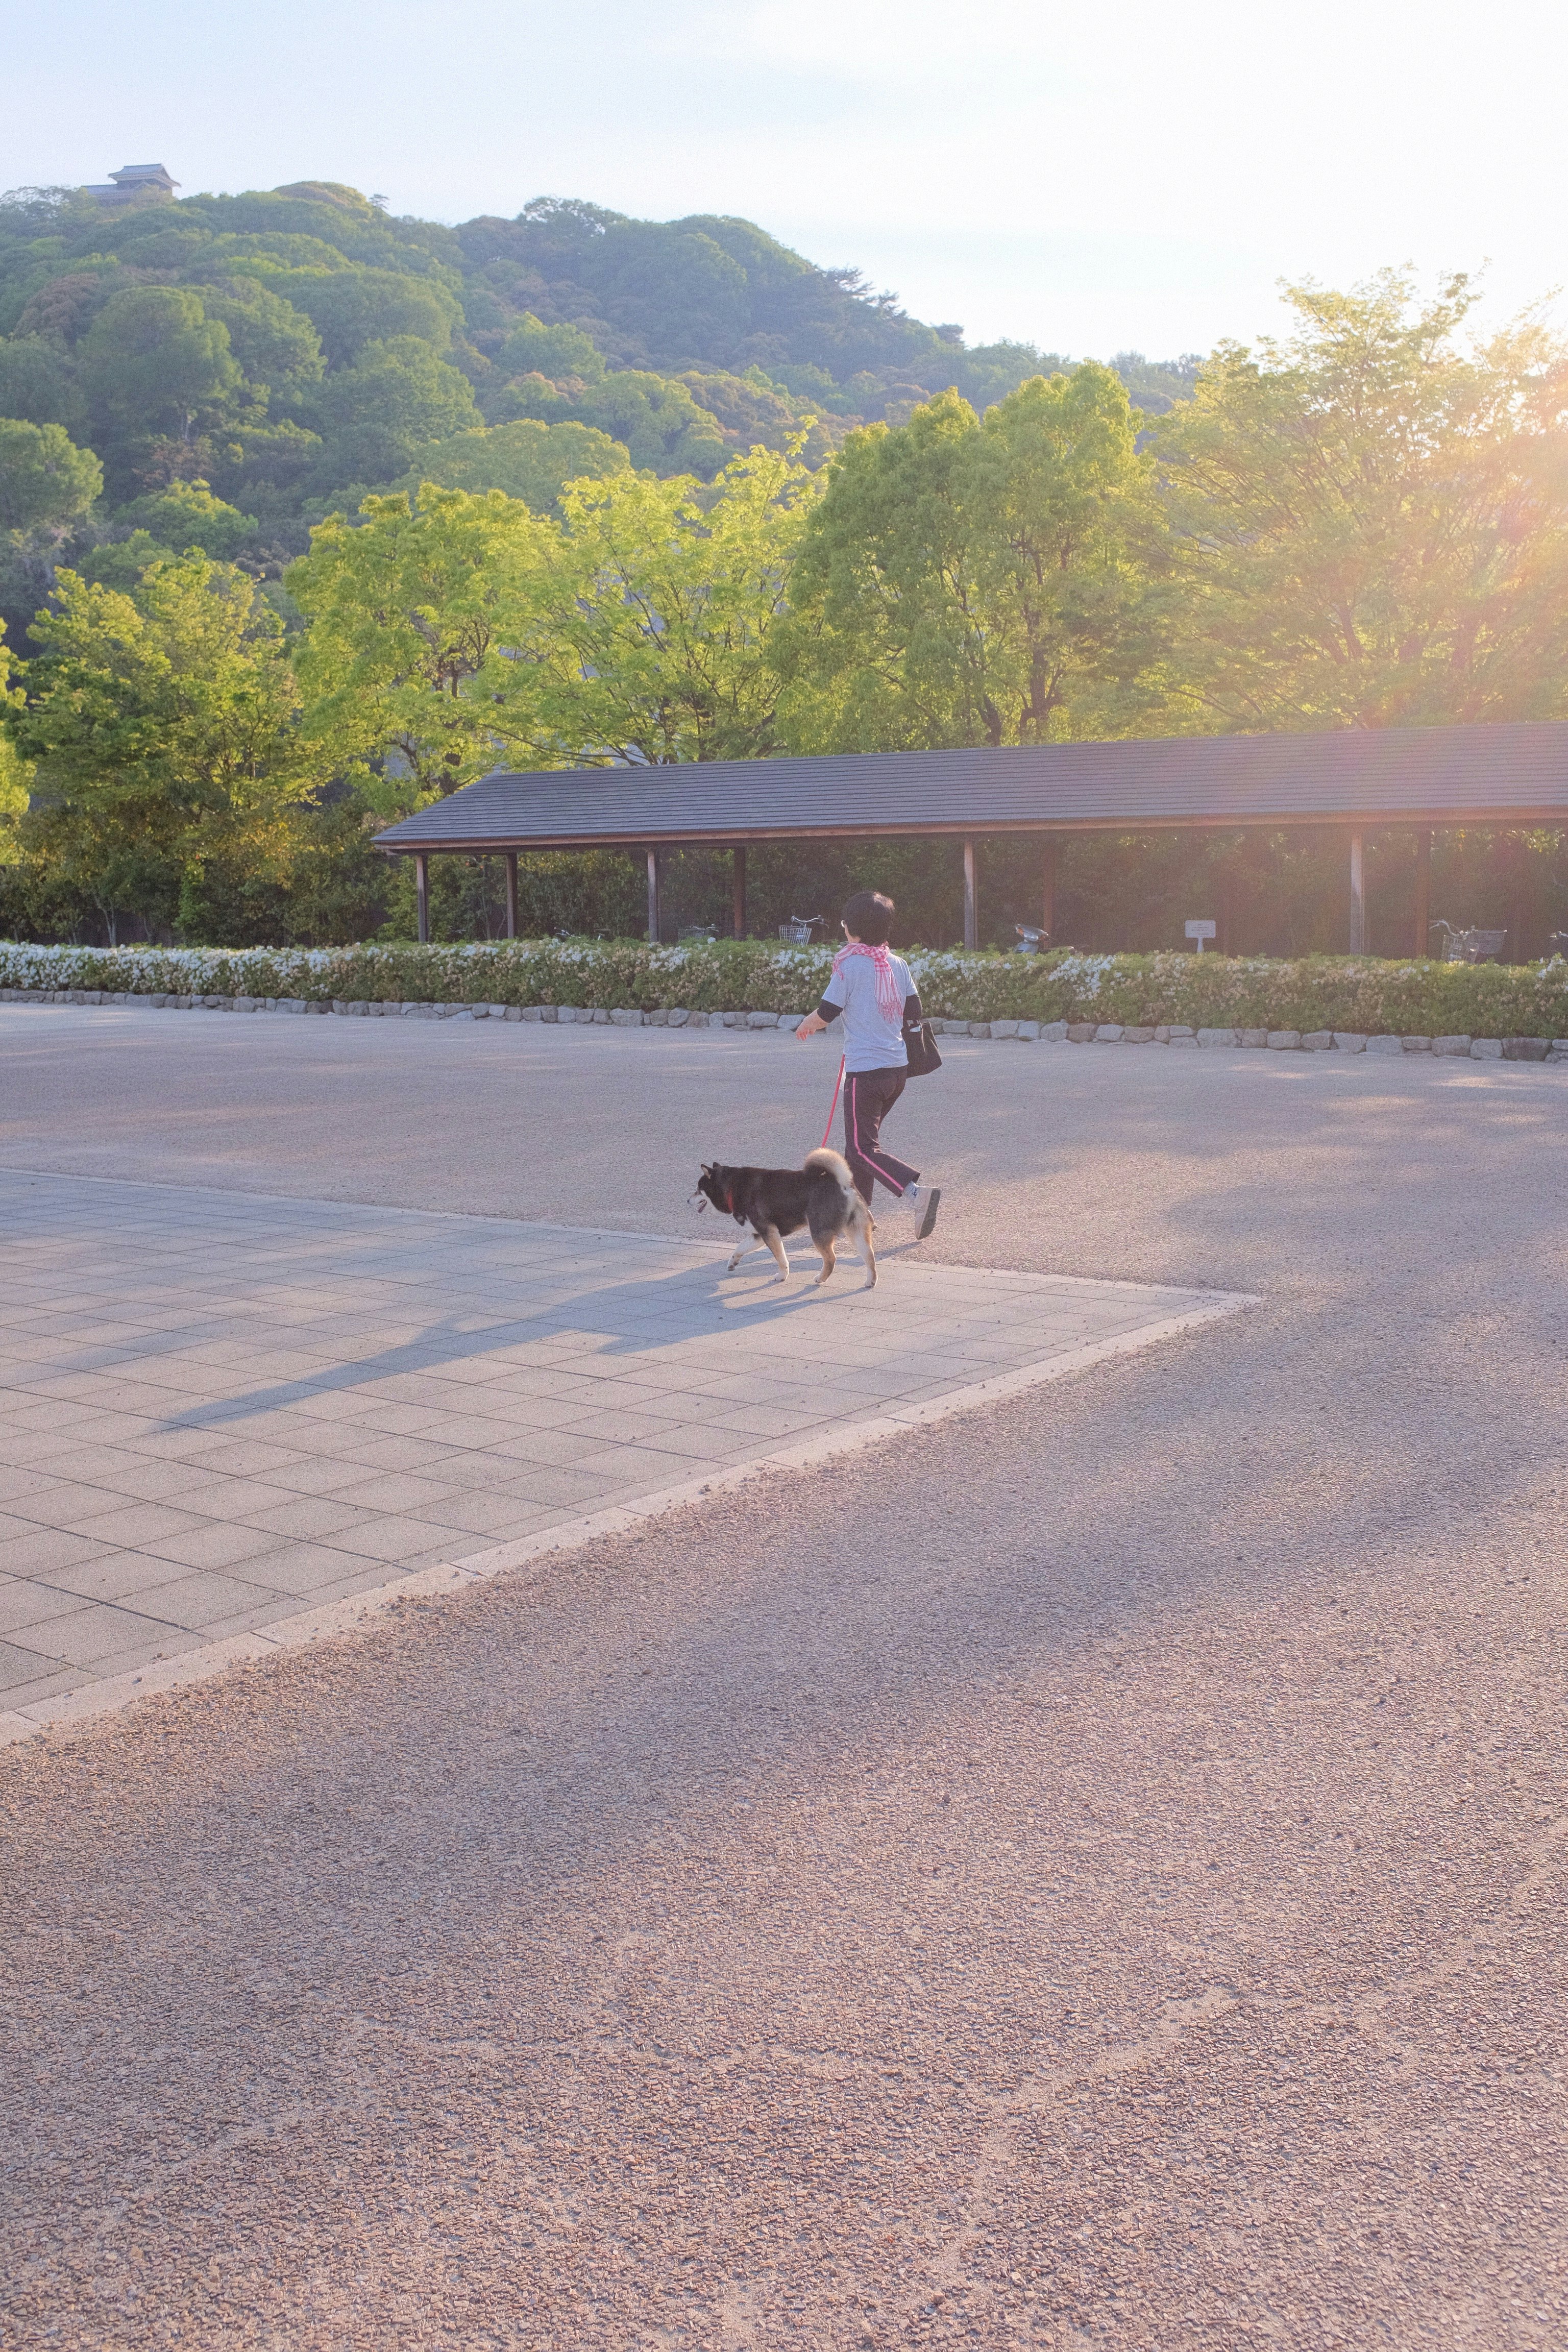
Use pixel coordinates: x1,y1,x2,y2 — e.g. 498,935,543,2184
2,1009,1566,2350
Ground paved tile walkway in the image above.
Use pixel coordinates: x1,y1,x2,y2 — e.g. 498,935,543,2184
0,1172,1235,1721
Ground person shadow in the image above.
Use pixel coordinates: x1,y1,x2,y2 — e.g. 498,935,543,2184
155,1247,879,1433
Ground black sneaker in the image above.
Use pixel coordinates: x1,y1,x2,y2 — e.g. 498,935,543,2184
914,1185,941,1240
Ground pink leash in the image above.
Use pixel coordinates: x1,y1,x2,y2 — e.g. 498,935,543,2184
820,1055,846,1149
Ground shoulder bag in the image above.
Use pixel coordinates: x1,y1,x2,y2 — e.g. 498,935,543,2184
904,1020,943,1078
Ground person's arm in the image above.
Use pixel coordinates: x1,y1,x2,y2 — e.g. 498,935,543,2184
797,989,843,1041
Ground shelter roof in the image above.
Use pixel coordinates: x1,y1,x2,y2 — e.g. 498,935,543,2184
372,722,1568,855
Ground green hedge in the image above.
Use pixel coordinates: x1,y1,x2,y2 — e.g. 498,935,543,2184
5,937,1568,1039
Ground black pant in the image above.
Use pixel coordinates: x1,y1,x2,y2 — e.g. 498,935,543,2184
843,1066,919,1205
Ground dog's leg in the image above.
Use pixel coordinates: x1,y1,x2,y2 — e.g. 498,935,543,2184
814,1233,837,1287
860,1207,877,1289
763,1224,790,1283
727,1231,762,1272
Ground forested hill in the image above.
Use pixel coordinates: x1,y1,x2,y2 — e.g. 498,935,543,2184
0,176,1196,632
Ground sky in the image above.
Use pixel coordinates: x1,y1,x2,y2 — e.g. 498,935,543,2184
6,0,1562,360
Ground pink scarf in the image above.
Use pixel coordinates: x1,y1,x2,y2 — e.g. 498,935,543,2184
832,939,902,1021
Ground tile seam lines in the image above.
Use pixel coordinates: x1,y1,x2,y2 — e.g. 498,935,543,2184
0,1174,1223,1300
0,1167,738,1255
0,1292,1254,1745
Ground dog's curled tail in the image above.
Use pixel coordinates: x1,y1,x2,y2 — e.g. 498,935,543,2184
804,1147,855,1189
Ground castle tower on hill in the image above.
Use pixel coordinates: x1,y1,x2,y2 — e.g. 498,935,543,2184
82,164,179,206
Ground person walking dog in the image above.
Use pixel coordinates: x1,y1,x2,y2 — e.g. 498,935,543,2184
795,890,941,1239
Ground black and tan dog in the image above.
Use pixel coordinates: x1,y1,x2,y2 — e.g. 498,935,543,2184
694,1148,877,1288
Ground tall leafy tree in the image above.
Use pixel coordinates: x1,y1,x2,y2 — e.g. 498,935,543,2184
1154,272,1568,729
527,442,821,763
305,336,478,492
0,337,87,433
773,371,1168,752
389,418,629,510
494,314,607,383
13,557,318,939
0,419,103,648
0,622,30,861
194,279,324,405
487,365,729,477
279,269,461,369
76,287,242,477
110,479,257,561
289,446,818,801
287,483,551,813
0,418,101,533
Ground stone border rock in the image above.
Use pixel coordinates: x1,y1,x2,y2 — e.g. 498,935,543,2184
3,987,1565,1063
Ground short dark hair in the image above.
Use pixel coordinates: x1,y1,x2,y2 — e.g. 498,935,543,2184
842,890,894,945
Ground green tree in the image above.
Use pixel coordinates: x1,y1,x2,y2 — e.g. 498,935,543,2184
173,790,393,947
1111,352,1202,416
194,278,324,403
287,483,552,813
0,416,101,531
76,286,242,461
494,313,606,382
79,531,179,594
589,220,751,368
0,336,87,433
9,269,106,352
306,336,478,490
1154,272,1568,729
389,418,629,510
677,368,840,465
487,366,729,477
526,441,822,764
111,479,257,559
77,482,258,597
281,268,461,369
288,445,818,803
211,418,325,510
0,418,103,648
774,370,1168,752
0,620,30,860
948,340,1070,412
0,729,28,860
13,556,318,940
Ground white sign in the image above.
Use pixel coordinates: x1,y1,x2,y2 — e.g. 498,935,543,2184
1185,919,1217,945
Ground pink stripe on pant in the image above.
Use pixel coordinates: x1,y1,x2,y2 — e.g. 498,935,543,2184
844,1069,919,1205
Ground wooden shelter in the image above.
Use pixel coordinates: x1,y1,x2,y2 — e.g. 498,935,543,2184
371,722,1568,951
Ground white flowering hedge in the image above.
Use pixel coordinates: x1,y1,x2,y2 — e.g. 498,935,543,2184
5,937,1568,1037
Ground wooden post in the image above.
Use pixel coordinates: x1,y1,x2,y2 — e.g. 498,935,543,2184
1042,838,1058,941
963,838,977,950
1349,830,1365,954
1413,828,1431,957
646,846,660,943
415,852,429,945
504,851,518,941
732,844,747,940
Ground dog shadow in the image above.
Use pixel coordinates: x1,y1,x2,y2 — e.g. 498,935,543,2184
716,1247,879,1310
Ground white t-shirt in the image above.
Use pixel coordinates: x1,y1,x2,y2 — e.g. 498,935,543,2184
822,950,914,1073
